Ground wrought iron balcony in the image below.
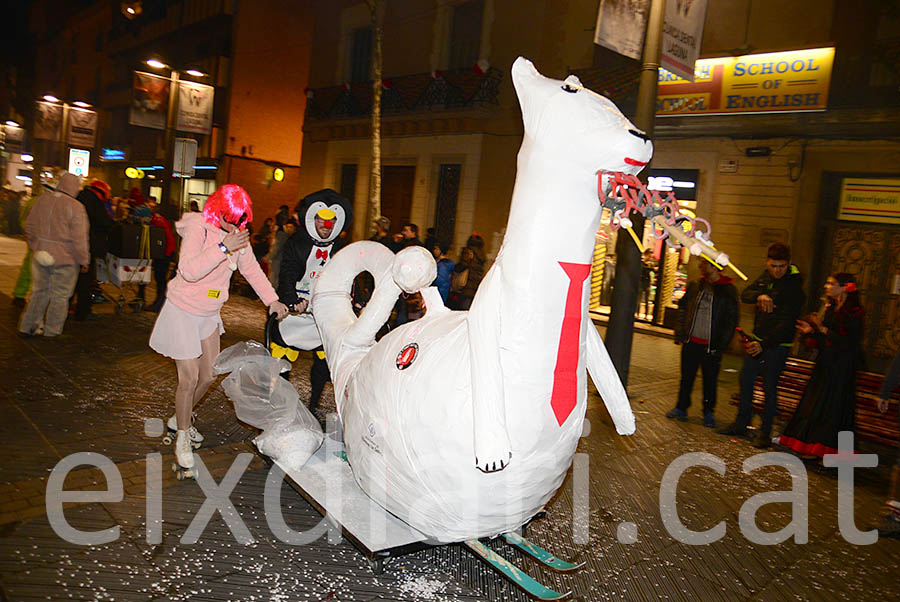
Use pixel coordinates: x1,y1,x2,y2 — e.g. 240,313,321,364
305,66,503,120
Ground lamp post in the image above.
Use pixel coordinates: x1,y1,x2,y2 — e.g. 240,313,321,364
604,0,667,387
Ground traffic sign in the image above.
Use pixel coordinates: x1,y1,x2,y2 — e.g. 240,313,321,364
173,138,197,177
68,148,90,177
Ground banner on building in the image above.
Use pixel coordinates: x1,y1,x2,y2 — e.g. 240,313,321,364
838,178,900,225
2,123,25,153
34,100,63,141
657,47,835,116
130,71,171,130
594,0,650,61
176,81,214,135
661,0,708,82
66,107,98,148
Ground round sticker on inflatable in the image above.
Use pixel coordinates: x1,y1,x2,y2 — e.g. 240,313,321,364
395,343,419,371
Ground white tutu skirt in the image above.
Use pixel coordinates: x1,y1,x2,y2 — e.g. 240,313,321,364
149,301,225,360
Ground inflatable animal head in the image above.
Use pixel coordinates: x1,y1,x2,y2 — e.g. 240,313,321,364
295,188,353,246
511,57,652,178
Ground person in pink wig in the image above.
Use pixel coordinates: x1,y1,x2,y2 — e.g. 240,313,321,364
149,184,288,475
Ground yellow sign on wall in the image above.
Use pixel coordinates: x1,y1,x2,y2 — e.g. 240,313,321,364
657,47,834,116
838,178,900,225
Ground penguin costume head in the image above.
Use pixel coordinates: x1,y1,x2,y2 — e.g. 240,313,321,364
295,188,353,246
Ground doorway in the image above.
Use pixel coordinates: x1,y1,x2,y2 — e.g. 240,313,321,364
815,172,900,372
822,223,900,372
380,165,416,234
433,164,461,248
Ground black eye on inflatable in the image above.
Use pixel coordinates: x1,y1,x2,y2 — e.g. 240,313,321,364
561,84,579,93
628,129,650,142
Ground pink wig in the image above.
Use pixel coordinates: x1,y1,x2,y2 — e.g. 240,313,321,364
202,184,253,229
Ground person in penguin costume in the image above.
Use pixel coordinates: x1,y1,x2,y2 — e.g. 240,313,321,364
276,189,353,417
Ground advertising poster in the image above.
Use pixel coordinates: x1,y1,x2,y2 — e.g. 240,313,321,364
593,0,650,61
130,71,170,130
66,107,98,148
660,0,708,82
2,123,25,153
176,81,214,135
657,47,835,116
34,100,63,141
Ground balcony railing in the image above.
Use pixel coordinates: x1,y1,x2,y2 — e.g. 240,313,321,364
306,66,503,120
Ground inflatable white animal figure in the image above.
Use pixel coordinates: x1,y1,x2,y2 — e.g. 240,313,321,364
312,57,652,543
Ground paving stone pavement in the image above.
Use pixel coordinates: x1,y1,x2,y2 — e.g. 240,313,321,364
0,234,897,601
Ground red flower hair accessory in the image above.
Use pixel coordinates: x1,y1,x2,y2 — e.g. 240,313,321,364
844,282,857,292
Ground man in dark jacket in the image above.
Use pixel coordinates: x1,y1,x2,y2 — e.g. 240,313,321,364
666,260,739,427
73,179,113,320
719,242,805,447
277,189,353,419
369,216,393,247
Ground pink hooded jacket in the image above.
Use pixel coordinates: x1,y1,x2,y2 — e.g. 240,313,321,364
25,172,90,266
165,213,277,316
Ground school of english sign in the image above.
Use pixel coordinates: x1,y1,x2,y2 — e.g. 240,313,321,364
657,47,835,116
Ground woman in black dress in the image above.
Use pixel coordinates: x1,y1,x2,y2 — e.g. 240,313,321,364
777,273,865,459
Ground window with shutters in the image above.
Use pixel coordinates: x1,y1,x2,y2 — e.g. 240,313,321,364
447,1,483,70
349,26,373,83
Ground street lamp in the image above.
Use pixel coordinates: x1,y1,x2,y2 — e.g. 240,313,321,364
43,94,60,103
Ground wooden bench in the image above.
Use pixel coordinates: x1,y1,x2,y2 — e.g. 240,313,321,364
730,357,899,448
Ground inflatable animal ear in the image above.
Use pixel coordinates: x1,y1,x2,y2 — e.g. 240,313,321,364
511,57,563,132
563,73,583,87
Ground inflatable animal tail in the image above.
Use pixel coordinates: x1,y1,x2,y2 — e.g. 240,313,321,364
314,241,438,404
311,241,402,399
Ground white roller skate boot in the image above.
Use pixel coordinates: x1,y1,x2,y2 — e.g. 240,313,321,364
172,429,196,480
163,414,203,448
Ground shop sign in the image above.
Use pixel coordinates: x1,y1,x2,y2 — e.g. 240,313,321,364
838,178,900,225
657,47,834,116
100,148,127,161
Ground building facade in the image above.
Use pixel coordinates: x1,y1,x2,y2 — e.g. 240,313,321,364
298,0,900,370
23,0,313,221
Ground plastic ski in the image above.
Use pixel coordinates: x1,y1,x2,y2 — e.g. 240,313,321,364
502,531,585,572
463,540,571,601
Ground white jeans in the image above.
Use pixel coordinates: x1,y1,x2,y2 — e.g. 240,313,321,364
19,261,79,336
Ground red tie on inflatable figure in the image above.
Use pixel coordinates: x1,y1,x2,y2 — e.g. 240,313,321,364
550,262,591,425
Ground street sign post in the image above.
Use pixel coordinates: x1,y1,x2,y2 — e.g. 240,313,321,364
173,138,197,177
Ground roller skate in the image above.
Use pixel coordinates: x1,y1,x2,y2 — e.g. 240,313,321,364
172,429,197,480
877,500,900,538
161,414,203,448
